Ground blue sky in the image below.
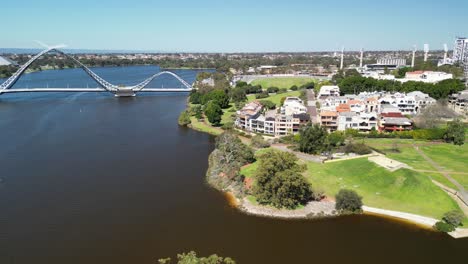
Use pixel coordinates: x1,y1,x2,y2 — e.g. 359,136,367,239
1,0,467,52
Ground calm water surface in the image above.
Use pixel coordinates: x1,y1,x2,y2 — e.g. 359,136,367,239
0,67,467,264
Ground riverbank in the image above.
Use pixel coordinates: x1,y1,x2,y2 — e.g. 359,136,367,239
239,197,336,219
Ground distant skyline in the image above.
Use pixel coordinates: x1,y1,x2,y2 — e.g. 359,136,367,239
2,0,467,52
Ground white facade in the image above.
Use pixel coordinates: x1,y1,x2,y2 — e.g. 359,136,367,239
337,112,377,131
377,58,406,66
282,97,308,115
318,85,340,99
403,71,453,83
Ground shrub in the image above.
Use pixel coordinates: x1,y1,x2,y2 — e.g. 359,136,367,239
255,92,269,99
178,110,191,126
335,189,363,213
277,88,288,94
442,210,464,228
251,135,270,148
267,87,280,93
344,142,372,155
222,122,234,130
290,85,298,91
434,221,456,232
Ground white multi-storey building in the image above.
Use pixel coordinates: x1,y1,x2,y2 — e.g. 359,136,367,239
453,37,468,63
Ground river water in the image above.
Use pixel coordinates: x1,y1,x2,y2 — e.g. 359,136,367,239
0,66,466,264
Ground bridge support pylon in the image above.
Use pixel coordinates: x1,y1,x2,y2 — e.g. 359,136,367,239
114,88,136,97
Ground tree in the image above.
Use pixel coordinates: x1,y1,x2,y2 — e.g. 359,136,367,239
335,189,363,213
251,135,270,148
444,119,465,145
442,210,464,228
202,89,230,108
191,105,203,120
253,149,313,209
189,91,203,104
230,87,247,103
327,131,345,147
298,124,329,154
216,131,255,167
204,101,223,126
158,251,236,264
259,100,276,110
345,69,361,77
434,210,464,233
178,110,191,126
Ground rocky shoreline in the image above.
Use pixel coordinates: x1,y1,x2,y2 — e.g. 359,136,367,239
238,197,337,219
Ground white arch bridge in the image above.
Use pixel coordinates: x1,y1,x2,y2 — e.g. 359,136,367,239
0,47,195,97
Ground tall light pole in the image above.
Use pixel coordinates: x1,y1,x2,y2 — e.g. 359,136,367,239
340,46,344,70
360,48,364,68
424,44,429,62
443,43,448,64
411,45,417,68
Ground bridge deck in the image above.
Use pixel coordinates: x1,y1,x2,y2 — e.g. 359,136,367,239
2,88,193,93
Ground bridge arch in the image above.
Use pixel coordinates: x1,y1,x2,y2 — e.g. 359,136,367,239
0,48,193,94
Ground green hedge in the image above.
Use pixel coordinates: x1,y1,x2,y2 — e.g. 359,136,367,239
349,128,446,141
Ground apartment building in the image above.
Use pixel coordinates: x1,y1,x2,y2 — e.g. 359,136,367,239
236,97,309,137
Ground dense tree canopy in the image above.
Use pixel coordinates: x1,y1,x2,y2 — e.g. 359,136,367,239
335,189,363,213
253,149,313,209
444,119,465,146
204,101,223,126
338,76,464,99
298,124,329,154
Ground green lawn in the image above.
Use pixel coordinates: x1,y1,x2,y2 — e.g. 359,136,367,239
305,158,463,220
419,143,468,173
247,90,300,106
251,77,316,89
189,117,223,136
365,139,435,171
221,104,236,125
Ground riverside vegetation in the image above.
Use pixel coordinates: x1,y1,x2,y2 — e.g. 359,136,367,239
180,72,467,230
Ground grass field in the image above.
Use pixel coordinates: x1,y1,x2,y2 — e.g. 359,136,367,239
365,139,435,171
247,90,301,106
251,77,316,89
365,138,468,189
240,148,465,222
305,158,463,220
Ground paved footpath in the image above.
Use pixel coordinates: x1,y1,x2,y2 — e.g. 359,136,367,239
412,144,468,205
363,205,468,239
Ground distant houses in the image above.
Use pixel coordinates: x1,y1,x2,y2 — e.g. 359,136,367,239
317,85,435,132
234,85,439,137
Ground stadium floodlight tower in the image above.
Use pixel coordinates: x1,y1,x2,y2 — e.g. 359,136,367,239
424,44,430,62
340,46,344,70
359,48,364,68
443,43,448,64
411,45,417,68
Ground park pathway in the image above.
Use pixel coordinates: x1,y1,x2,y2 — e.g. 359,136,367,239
413,144,468,205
